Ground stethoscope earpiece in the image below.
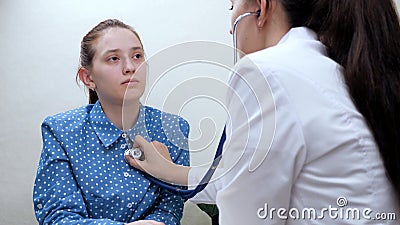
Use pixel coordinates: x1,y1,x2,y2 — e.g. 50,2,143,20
233,10,263,64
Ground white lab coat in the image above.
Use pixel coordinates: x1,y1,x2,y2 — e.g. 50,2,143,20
188,27,399,224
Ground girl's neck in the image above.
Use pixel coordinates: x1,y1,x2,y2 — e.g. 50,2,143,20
100,100,140,131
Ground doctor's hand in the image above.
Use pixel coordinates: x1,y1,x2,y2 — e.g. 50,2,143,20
125,135,190,186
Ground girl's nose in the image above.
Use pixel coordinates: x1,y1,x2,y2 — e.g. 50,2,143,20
123,60,136,75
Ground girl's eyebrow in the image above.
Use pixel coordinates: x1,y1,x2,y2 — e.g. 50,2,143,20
104,46,143,54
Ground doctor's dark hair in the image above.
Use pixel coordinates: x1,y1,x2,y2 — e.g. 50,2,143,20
263,0,400,201
77,19,144,104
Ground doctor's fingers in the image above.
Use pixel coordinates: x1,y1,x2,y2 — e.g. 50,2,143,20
151,141,172,161
133,135,173,162
125,143,173,181
124,155,144,171
132,135,148,148
128,137,174,176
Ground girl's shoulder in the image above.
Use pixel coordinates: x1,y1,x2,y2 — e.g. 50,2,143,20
42,104,94,130
142,105,190,135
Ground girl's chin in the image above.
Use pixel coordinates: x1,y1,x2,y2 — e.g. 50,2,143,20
122,92,144,103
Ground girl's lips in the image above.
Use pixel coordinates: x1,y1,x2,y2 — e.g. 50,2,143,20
122,79,139,85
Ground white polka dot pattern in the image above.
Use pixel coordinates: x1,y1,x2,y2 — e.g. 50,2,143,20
33,102,190,225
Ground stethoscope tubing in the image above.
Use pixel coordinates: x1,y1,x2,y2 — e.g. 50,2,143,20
233,11,260,64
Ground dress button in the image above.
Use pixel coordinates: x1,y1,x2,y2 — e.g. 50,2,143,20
124,172,130,177
127,203,133,208
122,133,127,138
121,144,126,149
37,204,43,210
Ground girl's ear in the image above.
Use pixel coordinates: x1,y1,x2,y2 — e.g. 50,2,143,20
78,67,96,89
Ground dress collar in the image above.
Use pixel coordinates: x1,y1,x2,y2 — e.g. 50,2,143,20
89,101,122,148
125,103,151,143
89,101,147,148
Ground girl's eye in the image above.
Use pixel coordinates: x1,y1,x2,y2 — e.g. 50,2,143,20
229,5,233,10
108,56,119,62
133,53,143,59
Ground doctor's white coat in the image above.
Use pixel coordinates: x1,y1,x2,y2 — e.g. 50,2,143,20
188,27,399,225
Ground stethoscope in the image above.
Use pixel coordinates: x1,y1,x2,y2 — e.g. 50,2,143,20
125,10,260,200
125,129,226,199
233,10,261,64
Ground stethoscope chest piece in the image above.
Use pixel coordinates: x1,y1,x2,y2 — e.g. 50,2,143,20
124,148,143,160
124,132,144,160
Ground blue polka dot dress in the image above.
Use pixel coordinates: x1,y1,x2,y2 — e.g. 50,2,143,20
33,101,190,225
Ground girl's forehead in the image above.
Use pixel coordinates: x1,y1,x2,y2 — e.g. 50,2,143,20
95,28,142,52
99,28,140,44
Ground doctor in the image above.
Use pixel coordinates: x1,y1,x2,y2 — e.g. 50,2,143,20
126,0,400,224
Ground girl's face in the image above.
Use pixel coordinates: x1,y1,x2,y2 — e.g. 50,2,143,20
90,27,146,105
230,0,265,56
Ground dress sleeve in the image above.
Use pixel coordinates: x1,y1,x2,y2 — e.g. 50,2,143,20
188,57,307,224
33,117,124,225
142,189,184,225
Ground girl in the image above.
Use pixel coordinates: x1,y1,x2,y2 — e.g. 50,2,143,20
33,19,190,225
